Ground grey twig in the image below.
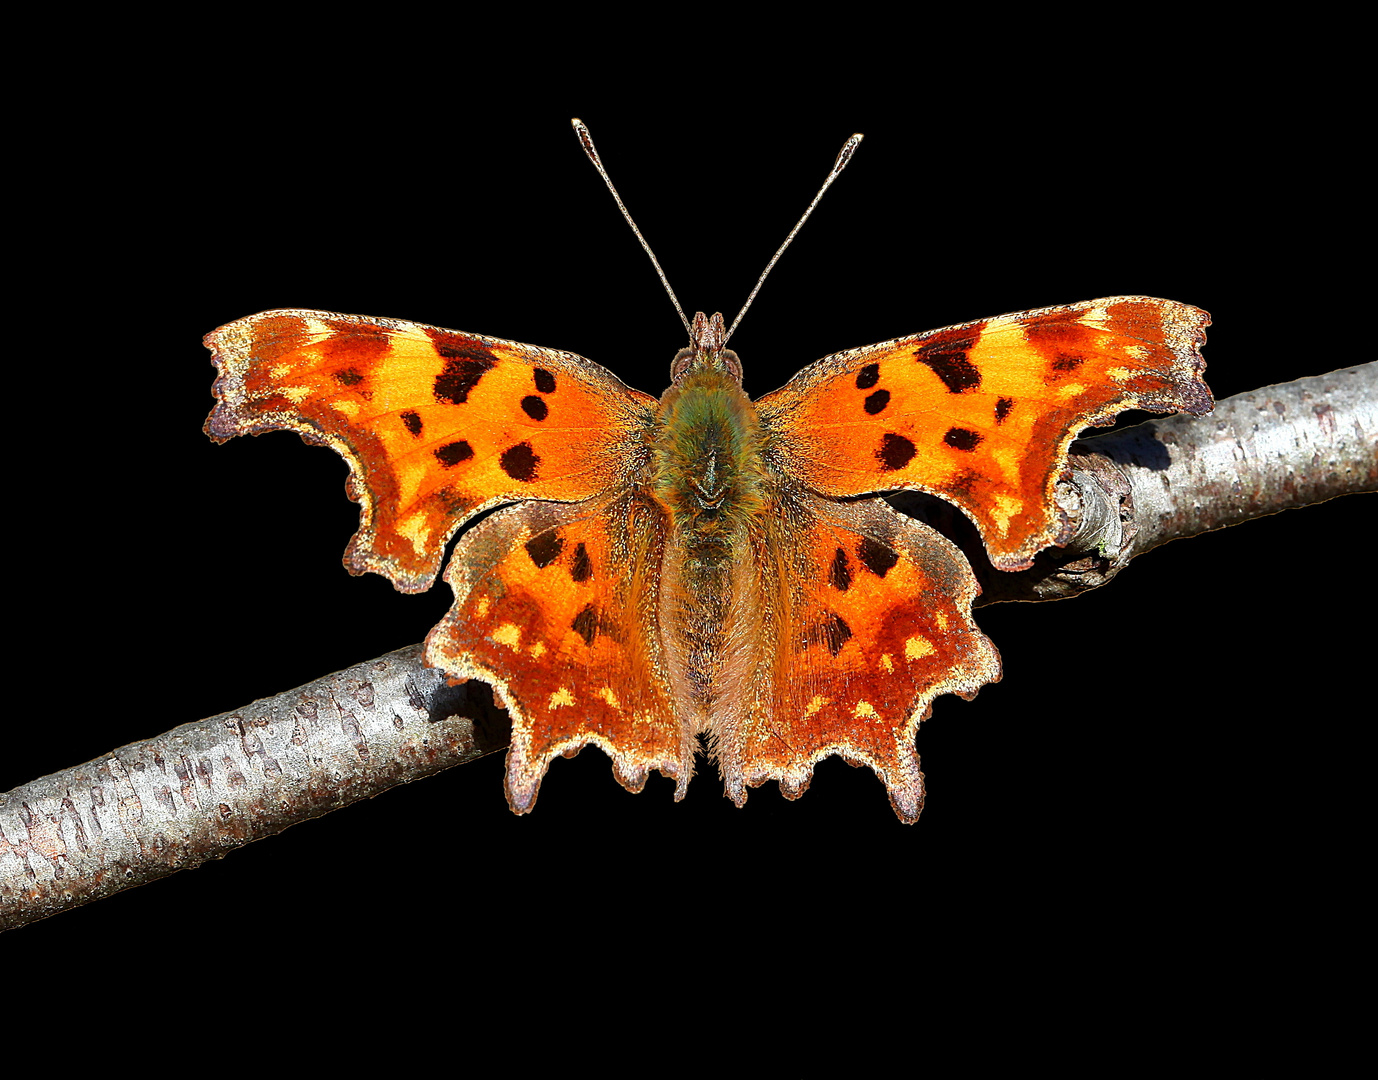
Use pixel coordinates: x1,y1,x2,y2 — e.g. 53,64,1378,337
3,366,1373,930
1,646,508,931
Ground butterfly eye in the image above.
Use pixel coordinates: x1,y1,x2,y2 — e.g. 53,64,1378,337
670,347,695,383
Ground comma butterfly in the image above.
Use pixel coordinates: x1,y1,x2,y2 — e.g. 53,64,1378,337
204,120,1211,822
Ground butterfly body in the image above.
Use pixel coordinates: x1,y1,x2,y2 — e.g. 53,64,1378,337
205,295,1210,821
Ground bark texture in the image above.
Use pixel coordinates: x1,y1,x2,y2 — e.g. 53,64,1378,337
1,645,508,931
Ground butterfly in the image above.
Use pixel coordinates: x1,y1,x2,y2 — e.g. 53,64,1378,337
203,121,1211,822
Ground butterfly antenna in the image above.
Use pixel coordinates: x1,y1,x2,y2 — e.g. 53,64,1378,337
572,118,692,336
723,132,863,346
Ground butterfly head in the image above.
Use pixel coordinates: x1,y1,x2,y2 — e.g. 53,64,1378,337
671,311,743,385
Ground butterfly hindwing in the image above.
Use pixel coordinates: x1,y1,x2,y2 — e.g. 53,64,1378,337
425,491,693,812
714,490,1000,822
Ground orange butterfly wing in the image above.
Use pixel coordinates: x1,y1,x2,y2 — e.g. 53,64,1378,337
758,297,1211,570
205,309,656,592
713,492,1000,822
720,296,1211,817
425,492,690,813
205,309,689,811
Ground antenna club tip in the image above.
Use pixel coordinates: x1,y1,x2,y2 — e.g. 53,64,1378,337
831,133,864,173
570,117,585,128
572,118,596,154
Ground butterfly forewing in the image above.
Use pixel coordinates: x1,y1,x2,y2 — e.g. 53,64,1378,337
205,309,657,592
758,296,1210,570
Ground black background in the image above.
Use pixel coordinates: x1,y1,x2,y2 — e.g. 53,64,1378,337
8,31,1369,1052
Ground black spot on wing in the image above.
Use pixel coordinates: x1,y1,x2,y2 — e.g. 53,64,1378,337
857,537,899,577
571,605,599,647
829,548,852,591
822,613,852,657
856,363,880,390
570,542,592,583
435,440,474,467
533,368,557,394
863,389,891,415
521,395,549,421
434,351,496,405
995,397,1014,424
400,410,423,436
914,335,982,393
501,442,540,481
876,433,916,471
943,427,982,452
525,530,564,568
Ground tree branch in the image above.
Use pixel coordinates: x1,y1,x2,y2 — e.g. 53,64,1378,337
1,646,510,931
4,365,1373,931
